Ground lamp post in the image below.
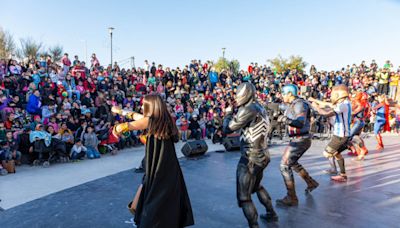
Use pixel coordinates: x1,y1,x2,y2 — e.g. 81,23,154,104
222,47,226,59
80,39,88,64
108,27,114,67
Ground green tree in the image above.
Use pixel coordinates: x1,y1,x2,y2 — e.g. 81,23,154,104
230,59,240,75
214,57,240,74
268,55,307,74
17,37,43,60
0,27,16,58
48,45,64,62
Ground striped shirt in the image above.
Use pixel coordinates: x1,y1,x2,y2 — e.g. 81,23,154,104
333,100,352,137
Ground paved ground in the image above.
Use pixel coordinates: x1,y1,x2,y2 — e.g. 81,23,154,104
0,139,225,210
1,134,400,228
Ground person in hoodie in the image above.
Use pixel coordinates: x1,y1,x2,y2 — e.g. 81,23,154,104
26,90,42,116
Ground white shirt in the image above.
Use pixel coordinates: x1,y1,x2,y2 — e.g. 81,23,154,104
333,99,352,137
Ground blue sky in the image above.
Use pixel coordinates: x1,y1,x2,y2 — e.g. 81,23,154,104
1,0,400,71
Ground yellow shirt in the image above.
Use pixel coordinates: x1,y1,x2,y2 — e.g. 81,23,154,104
390,74,399,86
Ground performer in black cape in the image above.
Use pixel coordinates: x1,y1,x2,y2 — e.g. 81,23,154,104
113,94,194,228
223,82,278,228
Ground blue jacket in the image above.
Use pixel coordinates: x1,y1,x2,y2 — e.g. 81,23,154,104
209,71,218,83
27,94,41,114
63,78,76,90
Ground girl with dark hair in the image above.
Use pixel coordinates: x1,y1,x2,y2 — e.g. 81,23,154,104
112,94,194,228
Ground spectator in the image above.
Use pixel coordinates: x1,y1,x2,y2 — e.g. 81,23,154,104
3,131,21,165
81,125,101,159
188,115,201,140
26,90,42,116
377,68,389,95
389,71,399,100
70,139,86,161
176,116,190,142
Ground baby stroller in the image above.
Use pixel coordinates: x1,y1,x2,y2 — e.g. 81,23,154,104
32,138,68,167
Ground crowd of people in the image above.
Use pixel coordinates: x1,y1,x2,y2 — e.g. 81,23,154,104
0,52,400,175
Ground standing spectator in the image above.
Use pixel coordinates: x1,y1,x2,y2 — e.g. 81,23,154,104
209,67,218,89
199,113,207,139
176,116,190,142
73,55,79,66
377,68,389,95
188,115,201,140
389,72,399,100
90,53,100,69
61,53,71,75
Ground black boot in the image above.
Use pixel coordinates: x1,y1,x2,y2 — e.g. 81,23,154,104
257,187,278,222
241,201,259,228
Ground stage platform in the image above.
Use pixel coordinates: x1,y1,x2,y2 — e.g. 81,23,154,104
1,137,400,228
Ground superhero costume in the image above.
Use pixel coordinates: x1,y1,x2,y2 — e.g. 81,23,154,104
223,82,278,228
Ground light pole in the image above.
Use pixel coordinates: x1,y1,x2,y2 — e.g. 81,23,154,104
80,39,88,64
222,47,226,59
108,27,114,67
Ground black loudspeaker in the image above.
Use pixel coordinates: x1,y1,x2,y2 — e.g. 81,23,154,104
181,140,208,157
223,135,241,151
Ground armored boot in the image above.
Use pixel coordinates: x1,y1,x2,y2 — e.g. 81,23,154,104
276,179,298,206
324,157,338,175
297,168,319,194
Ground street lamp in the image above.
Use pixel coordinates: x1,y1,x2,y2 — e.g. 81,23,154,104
108,27,115,67
80,39,88,64
222,47,226,59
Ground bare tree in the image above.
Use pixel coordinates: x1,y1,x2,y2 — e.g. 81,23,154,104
0,27,16,58
18,37,43,60
48,45,64,63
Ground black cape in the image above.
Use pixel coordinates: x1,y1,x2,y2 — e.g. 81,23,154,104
134,135,194,228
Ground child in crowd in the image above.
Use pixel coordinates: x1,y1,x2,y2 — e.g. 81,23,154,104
4,131,21,165
70,139,87,161
176,116,190,142
82,126,101,159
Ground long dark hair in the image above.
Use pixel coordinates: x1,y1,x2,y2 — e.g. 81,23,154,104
143,94,178,140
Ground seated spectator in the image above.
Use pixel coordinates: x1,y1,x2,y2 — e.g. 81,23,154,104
0,122,7,142
0,147,8,175
3,131,21,165
70,139,86,161
82,125,100,159
58,123,75,152
26,90,42,116
16,126,33,164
